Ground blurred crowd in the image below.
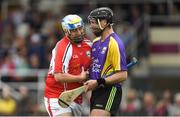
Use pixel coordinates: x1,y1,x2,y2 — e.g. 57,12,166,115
118,89,180,116
0,85,180,116
0,0,180,116
0,5,61,76
0,85,44,116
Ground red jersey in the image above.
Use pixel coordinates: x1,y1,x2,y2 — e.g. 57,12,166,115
44,36,91,103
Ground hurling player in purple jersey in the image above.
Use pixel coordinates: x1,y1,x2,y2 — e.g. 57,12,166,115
84,7,128,116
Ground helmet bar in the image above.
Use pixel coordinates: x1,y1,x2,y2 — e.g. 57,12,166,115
97,19,103,30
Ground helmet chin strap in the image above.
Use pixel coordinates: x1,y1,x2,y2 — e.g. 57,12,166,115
97,19,104,30
97,18,110,35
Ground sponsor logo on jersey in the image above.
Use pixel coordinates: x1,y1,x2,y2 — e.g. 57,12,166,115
101,47,107,54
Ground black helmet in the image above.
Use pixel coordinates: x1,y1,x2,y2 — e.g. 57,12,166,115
88,7,113,24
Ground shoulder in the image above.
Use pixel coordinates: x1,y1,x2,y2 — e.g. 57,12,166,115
83,38,92,47
56,36,71,49
93,37,101,43
109,33,124,46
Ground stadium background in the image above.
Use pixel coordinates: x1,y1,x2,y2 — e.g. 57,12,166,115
0,0,180,116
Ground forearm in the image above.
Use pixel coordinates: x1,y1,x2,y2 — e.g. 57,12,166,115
84,71,127,91
105,71,127,85
54,73,83,83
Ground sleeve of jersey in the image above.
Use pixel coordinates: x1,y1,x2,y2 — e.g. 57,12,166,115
109,37,127,71
53,42,72,73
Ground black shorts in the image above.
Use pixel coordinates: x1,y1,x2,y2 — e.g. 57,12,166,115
90,86,122,116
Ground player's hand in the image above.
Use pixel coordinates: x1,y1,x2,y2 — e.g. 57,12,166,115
79,67,89,81
84,80,98,92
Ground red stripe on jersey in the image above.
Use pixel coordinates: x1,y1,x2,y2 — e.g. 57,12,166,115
102,65,113,77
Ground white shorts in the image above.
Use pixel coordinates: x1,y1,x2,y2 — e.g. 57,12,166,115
44,97,83,117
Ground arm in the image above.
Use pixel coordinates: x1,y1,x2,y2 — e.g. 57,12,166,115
105,70,127,85
54,67,88,83
84,71,127,91
84,57,137,91
52,42,88,83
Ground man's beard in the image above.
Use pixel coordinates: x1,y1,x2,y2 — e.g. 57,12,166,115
93,29,103,37
68,33,86,44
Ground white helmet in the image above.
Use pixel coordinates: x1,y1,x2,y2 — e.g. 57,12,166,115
61,14,85,43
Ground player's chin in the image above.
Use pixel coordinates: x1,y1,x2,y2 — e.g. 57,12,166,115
92,30,100,34
91,28,99,32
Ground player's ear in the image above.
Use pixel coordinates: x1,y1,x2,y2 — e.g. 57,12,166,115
64,31,69,36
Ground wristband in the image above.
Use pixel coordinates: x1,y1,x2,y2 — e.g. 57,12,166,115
97,78,106,87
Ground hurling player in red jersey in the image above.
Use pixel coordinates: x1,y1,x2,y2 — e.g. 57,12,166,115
44,14,91,116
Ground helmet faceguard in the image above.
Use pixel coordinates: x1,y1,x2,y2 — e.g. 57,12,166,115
61,15,85,43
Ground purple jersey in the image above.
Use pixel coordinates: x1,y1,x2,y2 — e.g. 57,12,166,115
90,33,127,83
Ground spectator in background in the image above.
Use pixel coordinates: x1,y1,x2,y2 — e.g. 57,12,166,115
117,22,137,63
41,11,56,37
169,93,180,116
130,5,150,61
139,92,156,116
0,50,16,82
25,10,43,30
157,4,166,16
11,48,29,81
0,24,14,50
27,30,45,68
155,90,172,116
11,7,25,28
29,53,40,69
12,23,29,76
120,22,135,47
152,4,167,26
16,86,33,116
120,89,141,116
155,100,168,116
12,48,28,70
129,5,141,26
0,86,17,115
169,5,180,25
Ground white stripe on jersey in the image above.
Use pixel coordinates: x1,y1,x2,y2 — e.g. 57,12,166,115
48,42,72,74
62,42,71,63
48,47,56,74
62,43,72,73
51,48,56,74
